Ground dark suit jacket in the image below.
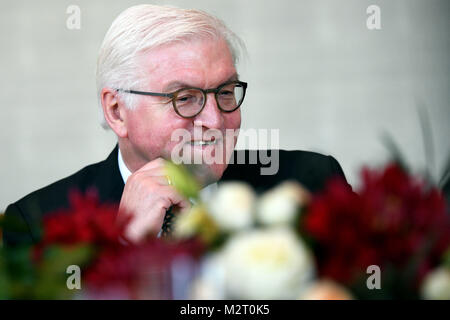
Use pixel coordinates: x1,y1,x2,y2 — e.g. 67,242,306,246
3,146,350,246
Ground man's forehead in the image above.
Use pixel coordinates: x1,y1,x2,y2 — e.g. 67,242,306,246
139,37,232,67
136,39,237,91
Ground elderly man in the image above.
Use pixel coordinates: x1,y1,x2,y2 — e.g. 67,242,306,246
3,5,350,246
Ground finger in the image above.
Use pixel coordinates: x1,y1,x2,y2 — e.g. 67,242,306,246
144,175,171,186
175,199,191,213
126,209,165,242
132,163,170,181
159,185,191,209
127,165,169,186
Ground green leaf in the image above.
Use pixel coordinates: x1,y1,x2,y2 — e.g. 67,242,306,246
443,248,450,268
164,161,201,200
438,154,450,189
380,132,409,172
39,244,93,273
0,214,30,233
0,245,36,299
33,244,94,299
416,103,436,184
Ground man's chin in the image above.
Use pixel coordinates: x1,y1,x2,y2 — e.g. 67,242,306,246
205,162,228,182
182,162,226,187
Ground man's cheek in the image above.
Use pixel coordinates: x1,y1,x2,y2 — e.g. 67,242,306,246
232,110,242,128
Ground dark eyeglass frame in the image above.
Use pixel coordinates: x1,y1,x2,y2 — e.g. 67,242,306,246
116,80,247,119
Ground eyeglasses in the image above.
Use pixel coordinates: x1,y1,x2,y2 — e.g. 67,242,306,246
116,80,247,119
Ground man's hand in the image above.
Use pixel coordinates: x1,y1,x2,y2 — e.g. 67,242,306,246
117,158,191,243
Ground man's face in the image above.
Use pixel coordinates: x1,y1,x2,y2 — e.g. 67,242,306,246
120,37,241,182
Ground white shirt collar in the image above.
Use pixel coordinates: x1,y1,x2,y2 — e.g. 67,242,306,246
118,148,132,184
118,148,218,200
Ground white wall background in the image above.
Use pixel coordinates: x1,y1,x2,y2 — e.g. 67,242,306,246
1,0,449,210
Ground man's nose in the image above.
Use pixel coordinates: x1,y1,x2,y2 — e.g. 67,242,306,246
194,93,223,129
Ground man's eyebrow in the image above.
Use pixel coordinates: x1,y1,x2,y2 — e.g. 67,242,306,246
163,73,240,92
163,81,190,92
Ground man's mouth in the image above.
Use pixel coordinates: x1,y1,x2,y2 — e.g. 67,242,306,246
190,140,218,146
189,137,219,146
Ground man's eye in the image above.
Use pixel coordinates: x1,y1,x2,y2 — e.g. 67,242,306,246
177,95,191,101
219,90,234,96
176,95,196,104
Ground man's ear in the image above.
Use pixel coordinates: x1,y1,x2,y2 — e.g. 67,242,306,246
101,88,128,138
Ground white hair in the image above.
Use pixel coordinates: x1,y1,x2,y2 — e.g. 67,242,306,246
96,4,246,129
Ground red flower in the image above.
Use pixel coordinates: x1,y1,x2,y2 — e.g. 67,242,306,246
35,189,205,298
84,238,204,299
41,190,127,247
303,163,450,286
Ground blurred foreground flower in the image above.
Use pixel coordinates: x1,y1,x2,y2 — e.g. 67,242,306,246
173,204,219,245
207,182,256,232
0,190,204,299
2,157,448,299
257,181,310,226
421,266,450,300
221,228,314,299
303,163,450,298
84,238,203,299
41,190,127,247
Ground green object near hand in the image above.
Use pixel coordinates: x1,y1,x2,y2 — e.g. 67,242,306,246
164,161,201,201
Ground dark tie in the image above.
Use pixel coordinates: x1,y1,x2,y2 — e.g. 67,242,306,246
161,206,174,237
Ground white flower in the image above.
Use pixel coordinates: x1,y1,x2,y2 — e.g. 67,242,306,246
257,181,310,226
173,205,204,239
222,227,314,299
421,267,450,300
207,182,256,232
173,204,219,244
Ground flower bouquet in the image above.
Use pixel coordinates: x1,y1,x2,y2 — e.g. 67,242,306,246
168,161,450,300
0,190,204,299
0,160,449,299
